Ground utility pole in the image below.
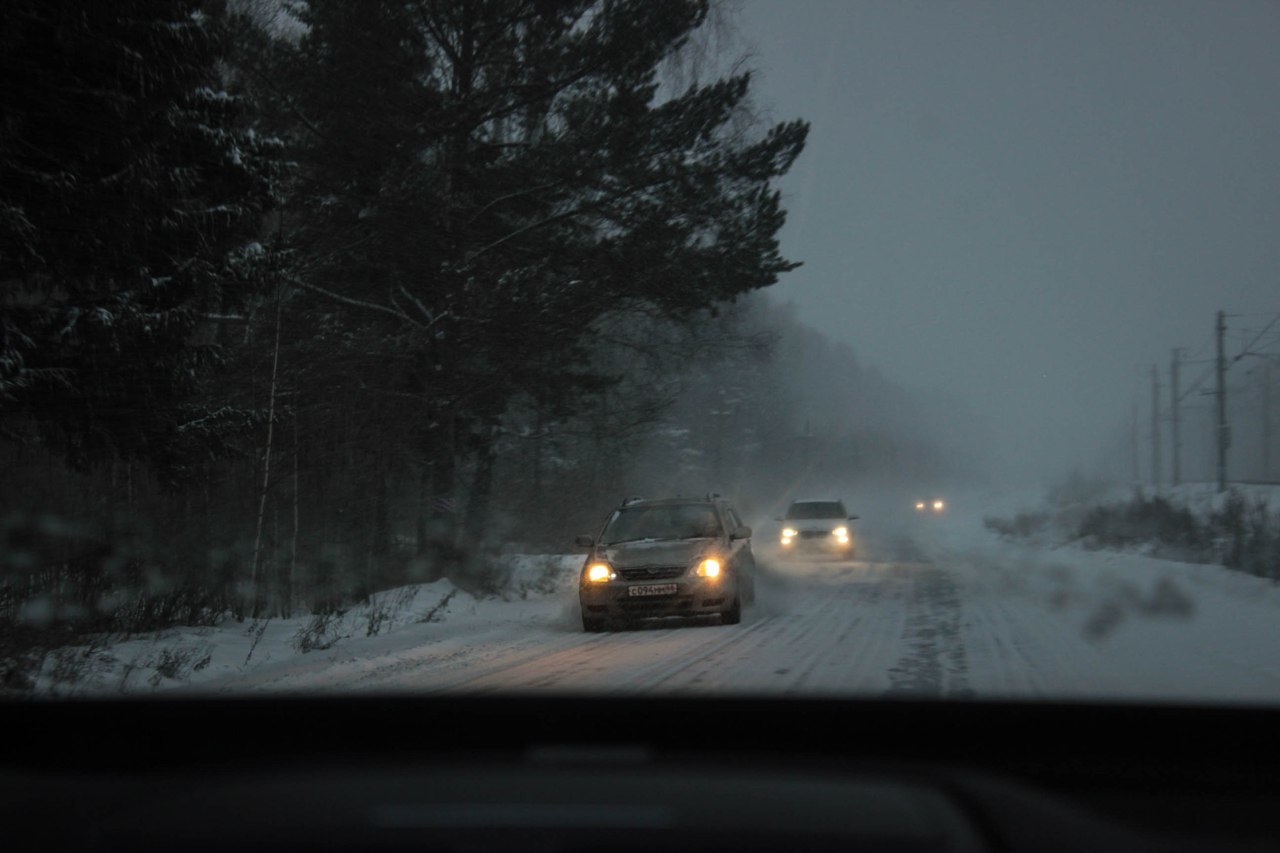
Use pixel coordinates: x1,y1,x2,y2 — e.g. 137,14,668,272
1130,396,1140,484
1170,348,1182,486
1215,310,1229,492
1263,358,1272,482
1151,365,1161,488
803,417,814,472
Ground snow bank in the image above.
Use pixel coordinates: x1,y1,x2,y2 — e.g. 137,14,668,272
28,554,583,697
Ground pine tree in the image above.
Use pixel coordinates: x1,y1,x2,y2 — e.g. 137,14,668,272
268,0,807,568
0,0,280,476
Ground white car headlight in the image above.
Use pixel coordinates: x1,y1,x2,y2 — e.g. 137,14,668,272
832,526,848,538
781,528,798,538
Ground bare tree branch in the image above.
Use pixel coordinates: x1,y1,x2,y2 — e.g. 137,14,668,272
285,276,424,329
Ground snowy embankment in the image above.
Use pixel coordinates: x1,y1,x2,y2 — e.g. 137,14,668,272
31,554,584,697
983,481,1280,571
902,503,1280,703
1165,482,1280,509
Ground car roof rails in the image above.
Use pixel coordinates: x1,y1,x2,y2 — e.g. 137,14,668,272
621,495,645,506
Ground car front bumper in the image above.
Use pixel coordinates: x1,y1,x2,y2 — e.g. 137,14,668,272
579,576,739,621
780,532,853,553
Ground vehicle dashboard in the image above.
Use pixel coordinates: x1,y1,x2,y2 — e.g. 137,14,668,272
3,695,1277,852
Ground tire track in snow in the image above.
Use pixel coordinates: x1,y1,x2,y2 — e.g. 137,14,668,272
621,561,921,694
417,561,909,694
884,564,972,698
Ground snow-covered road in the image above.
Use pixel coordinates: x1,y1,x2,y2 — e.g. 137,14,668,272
182,523,1280,703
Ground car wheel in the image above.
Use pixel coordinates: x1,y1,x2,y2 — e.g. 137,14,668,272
722,597,742,625
582,616,605,633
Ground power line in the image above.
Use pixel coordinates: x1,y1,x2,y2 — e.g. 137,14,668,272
1233,312,1280,363
1184,339,1211,362
1139,308,1279,491
1177,362,1216,404
1176,311,1279,403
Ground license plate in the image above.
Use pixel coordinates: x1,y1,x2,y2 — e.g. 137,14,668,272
628,583,678,597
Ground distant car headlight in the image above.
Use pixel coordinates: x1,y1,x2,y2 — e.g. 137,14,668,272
781,528,798,538
585,563,614,583
932,500,945,511
915,501,926,510
695,558,722,578
833,526,848,538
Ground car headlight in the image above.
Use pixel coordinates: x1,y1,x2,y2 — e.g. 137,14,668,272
833,526,848,538
933,500,945,511
695,558,721,578
781,528,798,538
585,563,614,583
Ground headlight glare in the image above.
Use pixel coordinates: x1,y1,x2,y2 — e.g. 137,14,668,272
933,500,945,511
781,528,798,538
696,558,722,578
586,563,613,582
833,526,848,538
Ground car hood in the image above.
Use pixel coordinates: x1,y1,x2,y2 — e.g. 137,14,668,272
599,538,715,569
784,519,847,532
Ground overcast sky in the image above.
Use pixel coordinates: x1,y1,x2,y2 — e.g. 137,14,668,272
736,0,1280,483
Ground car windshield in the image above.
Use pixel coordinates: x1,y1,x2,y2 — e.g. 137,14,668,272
3,0,1280,713
785,502,847,520
602,505,722,544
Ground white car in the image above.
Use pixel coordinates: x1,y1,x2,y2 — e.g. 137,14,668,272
777,499,859,559
914,498,947,514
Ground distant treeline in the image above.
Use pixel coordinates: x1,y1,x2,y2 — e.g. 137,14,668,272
985,486,1280,579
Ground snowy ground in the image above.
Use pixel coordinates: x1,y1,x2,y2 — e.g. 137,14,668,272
31,494,1280,704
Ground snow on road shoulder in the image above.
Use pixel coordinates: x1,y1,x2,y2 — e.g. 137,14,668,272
904,504,1280,703
30,554,584,697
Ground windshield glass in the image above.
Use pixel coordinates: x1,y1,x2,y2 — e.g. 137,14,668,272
602,505,722,544
3,0,1280,708
785,502,847,520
